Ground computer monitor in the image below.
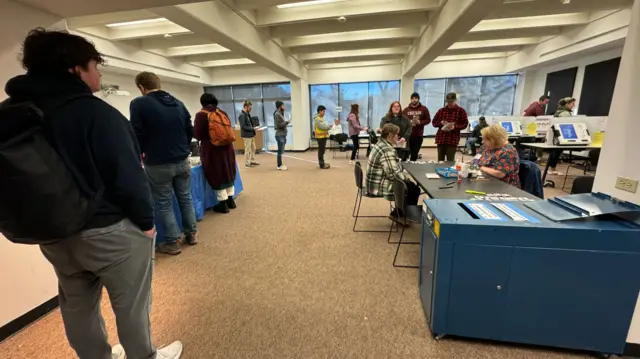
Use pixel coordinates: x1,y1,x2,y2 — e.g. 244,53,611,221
553,123,591,145
499,121,522,136
501,122,513,134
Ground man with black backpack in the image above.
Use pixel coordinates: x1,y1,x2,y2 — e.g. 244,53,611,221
0,29,183,359
130,71,198,255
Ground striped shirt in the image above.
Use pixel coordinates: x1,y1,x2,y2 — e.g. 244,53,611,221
365,139,407,201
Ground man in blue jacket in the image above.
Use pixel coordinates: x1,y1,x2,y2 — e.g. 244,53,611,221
130,72,198,255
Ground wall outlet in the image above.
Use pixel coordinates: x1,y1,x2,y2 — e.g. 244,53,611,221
615,177,639,193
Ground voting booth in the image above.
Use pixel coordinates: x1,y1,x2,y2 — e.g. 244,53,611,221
499,121,523,136
552,123,592,145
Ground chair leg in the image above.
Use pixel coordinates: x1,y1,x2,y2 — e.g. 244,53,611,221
352,191,360,218
561,165,571,191
393,225,419,269
352,192,393,233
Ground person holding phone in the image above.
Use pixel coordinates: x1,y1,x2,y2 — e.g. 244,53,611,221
274,100,290,171
378,101,411,146
432,93,468,161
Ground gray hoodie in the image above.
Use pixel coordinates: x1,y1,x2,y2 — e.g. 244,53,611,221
274,109,288,137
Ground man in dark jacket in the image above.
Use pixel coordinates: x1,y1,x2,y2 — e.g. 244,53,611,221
130,72,198,255
2,29,182,359
239,100,260,168
466,116,488,156
403,92,431,161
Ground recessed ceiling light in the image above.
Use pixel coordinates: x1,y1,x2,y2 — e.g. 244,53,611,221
106,18,168,27
277,0,343,9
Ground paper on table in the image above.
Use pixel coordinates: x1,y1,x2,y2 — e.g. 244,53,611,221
426,173,440,179
527,123,537,136
592,132,605,146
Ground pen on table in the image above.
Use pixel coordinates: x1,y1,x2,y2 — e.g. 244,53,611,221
465,190,486,195
445,181,456,186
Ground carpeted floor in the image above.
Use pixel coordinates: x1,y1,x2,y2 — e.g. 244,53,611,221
1,148,590,359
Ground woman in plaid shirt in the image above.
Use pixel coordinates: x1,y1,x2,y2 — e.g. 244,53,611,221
365,124,421,219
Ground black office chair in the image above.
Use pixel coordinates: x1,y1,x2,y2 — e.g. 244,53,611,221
331,133,349,159
352,162,396,233
571,176,595,194
562,149,600,191
389,178,422,269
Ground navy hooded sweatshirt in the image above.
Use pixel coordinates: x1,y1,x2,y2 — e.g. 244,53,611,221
3,72,154,231
130,91,193,165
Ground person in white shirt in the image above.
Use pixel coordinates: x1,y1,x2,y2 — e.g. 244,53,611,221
328,119,346,146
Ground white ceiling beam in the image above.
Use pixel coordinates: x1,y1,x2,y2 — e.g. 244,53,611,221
164,44,230,57
434,53,507,62
234,0,331,10
402,0,503,76
472,13,589,33
185,52,244,62
308,59,402,70
270,12,429,38
16,0,205,18
304,54,405,65
461,27,562,42
137,35,212,50
289,38,415,54
108,22,191,41
196,59,255,67
256,0,439,26
449,37,540,50
152,2,305,79
488,0,633,19
298,47,409,61
66,10,156,28
443,46,526,56
282,27,420,47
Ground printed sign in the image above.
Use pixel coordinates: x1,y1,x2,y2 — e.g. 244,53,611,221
535,119,551,135
335,106,343,112
472,193,535,202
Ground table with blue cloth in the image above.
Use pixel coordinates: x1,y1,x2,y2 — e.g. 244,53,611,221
155,163,243,244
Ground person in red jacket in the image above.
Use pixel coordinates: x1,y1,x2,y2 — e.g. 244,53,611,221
403,92,431,161
432,92,469,161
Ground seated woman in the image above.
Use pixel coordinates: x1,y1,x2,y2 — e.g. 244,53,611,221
366,124,420,219
478,124,521,187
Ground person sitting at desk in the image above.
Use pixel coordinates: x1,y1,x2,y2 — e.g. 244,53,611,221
478,124,521,187
366,124,420,220
328,119,345,143
466,116,488,156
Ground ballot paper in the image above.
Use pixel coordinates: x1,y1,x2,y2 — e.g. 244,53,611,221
426,173,440,179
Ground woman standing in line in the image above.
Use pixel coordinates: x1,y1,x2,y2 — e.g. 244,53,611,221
193,93,237,214
347,104,368,165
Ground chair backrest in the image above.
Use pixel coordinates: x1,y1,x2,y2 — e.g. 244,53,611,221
519,160,544,199
588,149,601,167
335,133,349,142
571,176,595,194
354,161,364,190
392,178,408,214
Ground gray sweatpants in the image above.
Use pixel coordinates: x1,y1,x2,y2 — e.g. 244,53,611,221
39,219,156,359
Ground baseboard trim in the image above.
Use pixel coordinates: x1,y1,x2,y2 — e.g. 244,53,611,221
0,296,58,343
624,343,640,357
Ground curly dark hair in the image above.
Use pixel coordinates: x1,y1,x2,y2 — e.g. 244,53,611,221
21,28,105,73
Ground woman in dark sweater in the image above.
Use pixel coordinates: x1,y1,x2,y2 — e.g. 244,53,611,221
193,93,237,214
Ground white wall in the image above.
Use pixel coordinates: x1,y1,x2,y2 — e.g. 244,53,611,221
291,78,310,151
0,0,61,327
100,71,204,120
415,58,507,79
307,64,402,84
519,48,624,114
209,65,288,86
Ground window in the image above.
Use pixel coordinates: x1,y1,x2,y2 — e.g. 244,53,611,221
309,81,400,136
415,74,518,135
204,82,292,150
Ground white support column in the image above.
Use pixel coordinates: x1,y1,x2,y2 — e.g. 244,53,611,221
401,75,415,107
590,0,640,345
291,79,311,151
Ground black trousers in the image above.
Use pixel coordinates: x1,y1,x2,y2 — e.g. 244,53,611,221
317,138,327,167
548,149,562,168
350,135,360,160
437,144,457,162
409,136,423,161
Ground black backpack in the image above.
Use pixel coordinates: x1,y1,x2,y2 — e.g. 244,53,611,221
0,97,100,244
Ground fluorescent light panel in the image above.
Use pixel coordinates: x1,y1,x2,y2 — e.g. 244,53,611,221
277,0,343,9
106,18,168,27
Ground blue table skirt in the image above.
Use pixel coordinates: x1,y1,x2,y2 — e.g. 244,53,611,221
155,163,243,243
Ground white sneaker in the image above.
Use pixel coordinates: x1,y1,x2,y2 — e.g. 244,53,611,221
112,344,125,359
277,165,288,171
156,341,183,359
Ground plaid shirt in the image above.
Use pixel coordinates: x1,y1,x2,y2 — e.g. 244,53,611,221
432,105,468,146
365,139,407,201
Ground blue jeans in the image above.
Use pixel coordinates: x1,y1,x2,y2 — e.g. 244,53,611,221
466,137,479,155
144,159,197,243
276,135,286,167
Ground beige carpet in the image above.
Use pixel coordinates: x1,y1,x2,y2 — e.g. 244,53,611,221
1,148,588,359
